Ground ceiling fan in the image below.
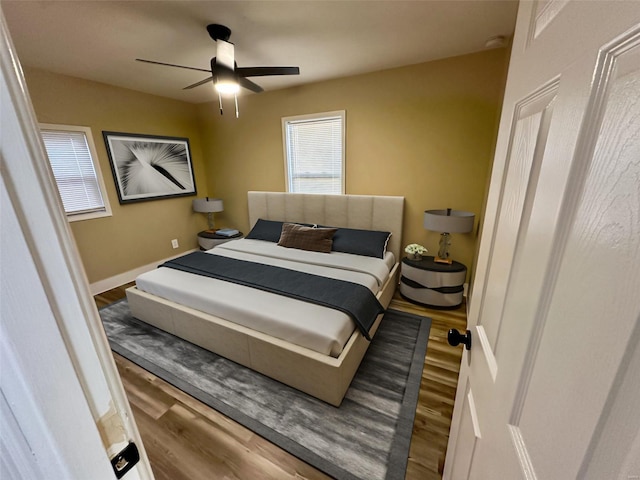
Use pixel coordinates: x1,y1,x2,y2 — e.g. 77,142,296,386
136,24,300,116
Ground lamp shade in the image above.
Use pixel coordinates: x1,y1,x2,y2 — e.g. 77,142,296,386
424,209,475,234
193,197,224,213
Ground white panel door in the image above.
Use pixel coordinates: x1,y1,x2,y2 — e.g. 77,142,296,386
444,2,640,479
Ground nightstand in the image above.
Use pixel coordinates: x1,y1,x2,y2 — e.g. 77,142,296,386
399,256,466,308
197,230,243,250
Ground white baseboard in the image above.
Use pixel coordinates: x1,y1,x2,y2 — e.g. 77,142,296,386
89,249,198,295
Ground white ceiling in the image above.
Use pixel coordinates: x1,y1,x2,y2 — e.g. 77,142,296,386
1,0,518,104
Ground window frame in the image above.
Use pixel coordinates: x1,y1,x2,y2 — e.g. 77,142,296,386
281,110,346,195
39,123,112,222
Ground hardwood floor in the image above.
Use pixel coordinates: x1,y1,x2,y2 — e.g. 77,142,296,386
95,285,466,480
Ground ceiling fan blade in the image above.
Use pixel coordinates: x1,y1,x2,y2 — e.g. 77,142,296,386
236,66,300,77
183,77,213,90
136,58,210,73
238,76,264,93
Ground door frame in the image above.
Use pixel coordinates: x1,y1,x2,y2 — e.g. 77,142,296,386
1,11,153,479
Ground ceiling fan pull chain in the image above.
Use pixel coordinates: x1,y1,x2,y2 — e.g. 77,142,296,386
234,93,239,118
218,91,223,115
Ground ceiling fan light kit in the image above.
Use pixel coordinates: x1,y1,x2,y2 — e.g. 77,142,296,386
136,23,300,118
215,81,240,95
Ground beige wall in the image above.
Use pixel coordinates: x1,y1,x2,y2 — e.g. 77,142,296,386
23,47,508,285
198,48,509,271
24,68,209,284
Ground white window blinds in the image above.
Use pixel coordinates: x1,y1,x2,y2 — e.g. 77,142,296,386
283,111,345,194
40,127,109,219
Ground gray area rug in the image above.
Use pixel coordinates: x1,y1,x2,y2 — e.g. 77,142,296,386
100,300,431,480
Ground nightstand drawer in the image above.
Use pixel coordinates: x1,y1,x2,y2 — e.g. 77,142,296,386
399,278,464,308
399,256,466,308
401,261,466,288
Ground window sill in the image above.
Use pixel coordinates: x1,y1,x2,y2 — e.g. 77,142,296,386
67,209,112,223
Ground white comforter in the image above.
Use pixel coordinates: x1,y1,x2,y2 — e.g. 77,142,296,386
134,239,394,357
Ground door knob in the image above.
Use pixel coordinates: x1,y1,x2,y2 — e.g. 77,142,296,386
448,329,472,350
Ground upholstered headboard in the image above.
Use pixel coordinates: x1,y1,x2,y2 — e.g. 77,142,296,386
247,191,405,261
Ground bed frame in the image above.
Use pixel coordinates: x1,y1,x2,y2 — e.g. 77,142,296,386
126,191,404,406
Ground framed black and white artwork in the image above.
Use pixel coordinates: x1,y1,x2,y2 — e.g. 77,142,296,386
103,131,196,204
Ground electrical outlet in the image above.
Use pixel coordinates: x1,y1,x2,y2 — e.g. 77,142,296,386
171,239,179,249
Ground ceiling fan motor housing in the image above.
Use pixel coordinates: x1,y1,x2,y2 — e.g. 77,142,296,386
216,40,235,69
211,58,236,84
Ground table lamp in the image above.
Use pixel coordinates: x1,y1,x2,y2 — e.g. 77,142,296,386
193,197,224,231
424,208,475,264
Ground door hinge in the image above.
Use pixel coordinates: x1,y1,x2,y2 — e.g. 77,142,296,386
110,442,140,479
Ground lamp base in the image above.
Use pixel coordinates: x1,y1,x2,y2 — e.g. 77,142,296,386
207,212,216,231
434,256,453,264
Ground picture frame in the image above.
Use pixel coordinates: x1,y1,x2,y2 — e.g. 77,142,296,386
103,131,197,204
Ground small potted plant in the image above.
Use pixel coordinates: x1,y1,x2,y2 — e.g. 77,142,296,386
405,243,427,261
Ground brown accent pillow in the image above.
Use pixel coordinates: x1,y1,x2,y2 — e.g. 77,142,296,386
277,223,337,253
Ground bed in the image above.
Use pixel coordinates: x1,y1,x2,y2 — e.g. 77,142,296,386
126,191,404,406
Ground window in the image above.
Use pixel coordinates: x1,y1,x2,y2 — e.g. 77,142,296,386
282,111,345,194
40,124,111,222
